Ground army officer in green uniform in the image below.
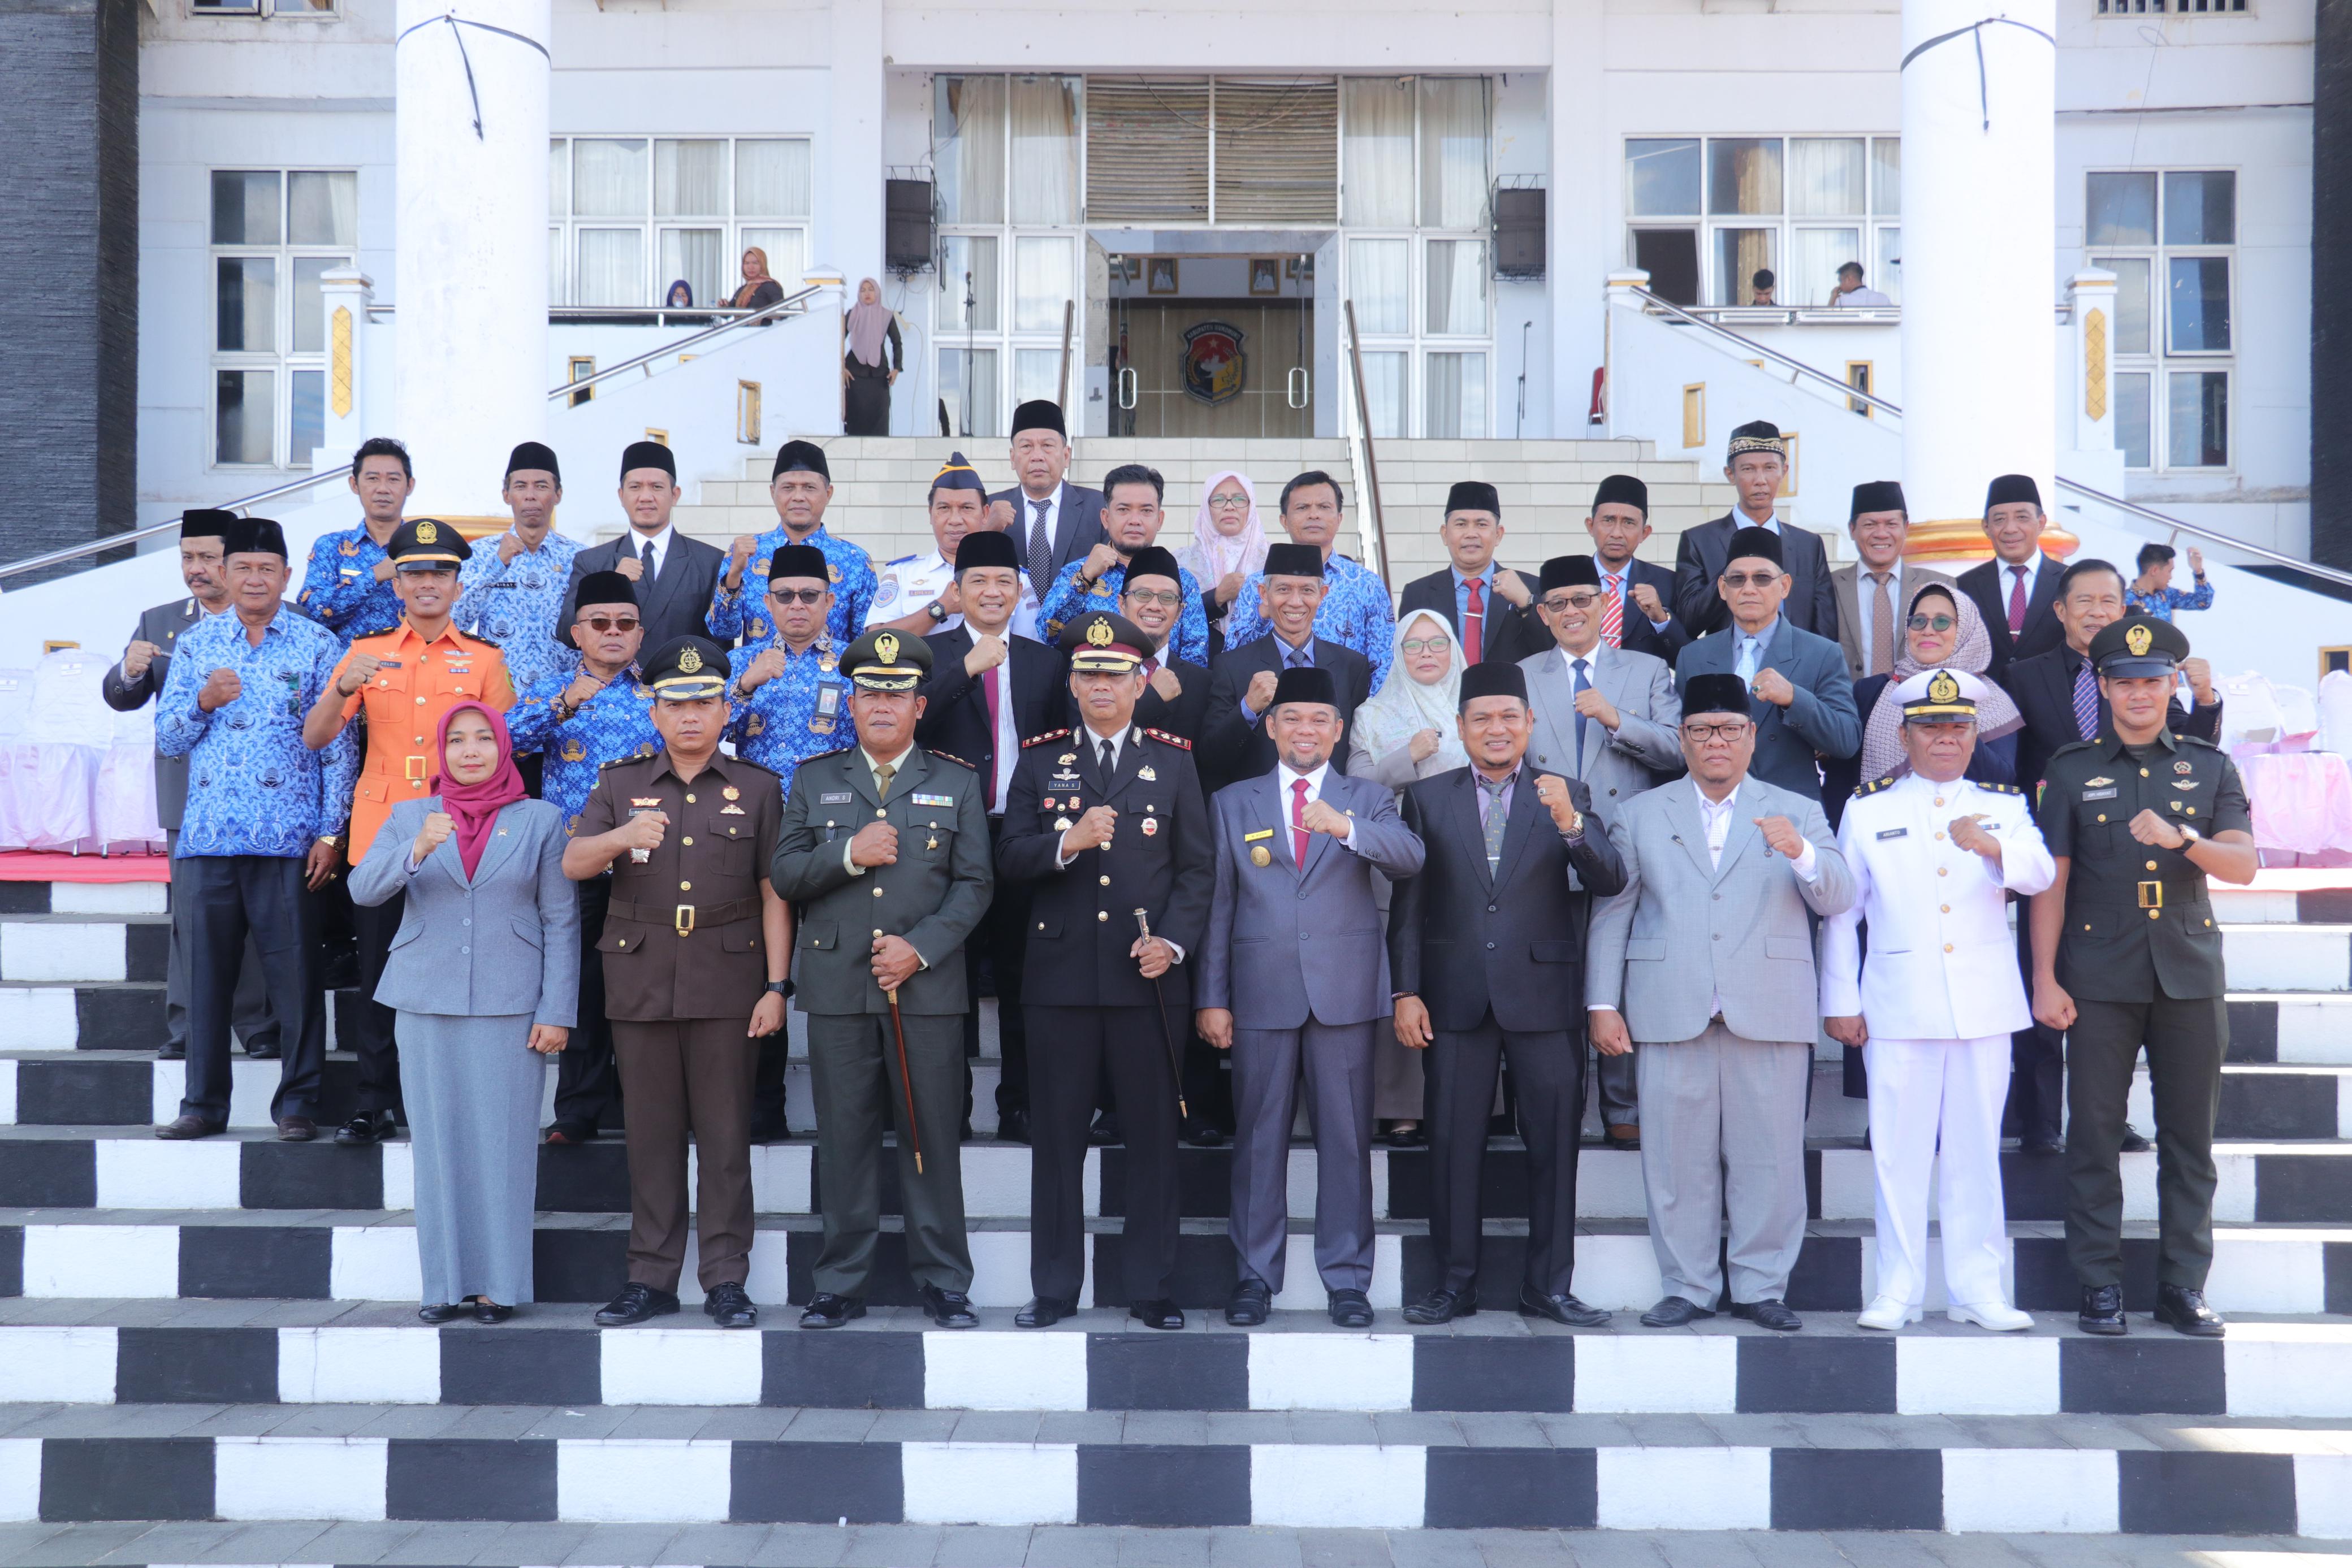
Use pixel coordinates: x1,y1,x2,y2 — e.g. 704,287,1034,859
772,628,995,1329
2030,614,2257,1339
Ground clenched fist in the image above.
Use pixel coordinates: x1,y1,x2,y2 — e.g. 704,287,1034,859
1750,667,1796,708
122,640,161,682
1061,804,1118,855
1753,814,1805,859
1078,542,1121,586
1572,685,1621,732
1949,812,2002,863
1589,1007,1632,1057
1826,1015,1868,1048
1630,582,1667,624
337,651,386,696
413,810,455,863
1246,669,1279,716
1148,664,1182,701
198,668,243,712
619,809,669,854
372,559,396,583
1492,569,1532,609
1131,935,1176,979
1298,798,1351,839
849,820,899,868
736,644,788,695
963,633,1008,678
498,532,527,564
1533,772,1584,834
730,534,758,566
1407,727,1442,763
615,556,645,582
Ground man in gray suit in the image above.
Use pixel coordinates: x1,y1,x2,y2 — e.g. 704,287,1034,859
1828,481,1955,681
1588,673,1854,1332
1196,665,1425,1327
1675,527,1860,797
1519,554,1683,1150
988,400,1107,606
102,509,278,1061
561,441,724,648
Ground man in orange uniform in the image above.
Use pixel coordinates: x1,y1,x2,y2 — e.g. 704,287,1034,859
304,517,514,1145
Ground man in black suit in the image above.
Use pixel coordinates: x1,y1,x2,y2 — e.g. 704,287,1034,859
1203,543,1373,787
103,509,279,1062
1396,482,1544,668
1122,545,1212,750
988,400,1106,608
1389,660,1627,1327
1583,475,1685,664
562,441,724,647
918,530,1066,1141
2000,555,2223,1155
1956,474,2068,685
1672,421,1838,642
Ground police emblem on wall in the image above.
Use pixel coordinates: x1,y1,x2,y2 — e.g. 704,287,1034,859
1180,320,1247,406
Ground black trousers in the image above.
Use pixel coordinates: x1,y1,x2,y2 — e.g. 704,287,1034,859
350,889,405,1115
551,875,621,1136
1426,1009,1587,1298
178,855,326,1125
2065,994,2227,1290
2006,919,2065,1142
1027,1002,1181,1303
1590,1046,1637,1129
965,816,1033,1117
162,829,277,1053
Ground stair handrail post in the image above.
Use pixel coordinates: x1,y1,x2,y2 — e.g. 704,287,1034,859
1342,298,1391,591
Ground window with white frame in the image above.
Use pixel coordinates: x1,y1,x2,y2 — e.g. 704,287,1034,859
2089,169,2234,471
933,75,1083,439
548,137,811,310
190,0,341,16
1342,76,1493,439
208,168,356,470
2096,0,2245,13
1623,135,1901,310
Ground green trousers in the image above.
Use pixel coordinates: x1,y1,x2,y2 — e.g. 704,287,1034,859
2064,995,2226,1289
804,1011,973,1297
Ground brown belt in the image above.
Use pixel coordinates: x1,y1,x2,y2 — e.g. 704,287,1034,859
609,897,758,935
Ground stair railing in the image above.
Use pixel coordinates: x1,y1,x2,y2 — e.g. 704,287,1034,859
1342,300,1391,590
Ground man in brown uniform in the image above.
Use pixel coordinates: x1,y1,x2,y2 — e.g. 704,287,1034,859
565,635,791,1329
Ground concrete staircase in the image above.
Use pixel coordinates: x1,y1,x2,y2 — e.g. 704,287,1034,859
1,872,2349,1552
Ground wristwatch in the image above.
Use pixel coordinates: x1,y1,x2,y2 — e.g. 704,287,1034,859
2176,824,2201,846
764,979,793,997
925,600,947,623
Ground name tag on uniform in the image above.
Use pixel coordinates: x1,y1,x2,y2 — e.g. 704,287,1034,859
913,791,954,807
820,791,853,804
446,663,472,675
1243,828,1275,843
1876,827,1908,840
2082,787,2118,800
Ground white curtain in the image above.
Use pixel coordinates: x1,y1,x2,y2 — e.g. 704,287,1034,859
940,235,1000,331
655,140,727,216
576,228,643,306
1009,77,1078,224
1713,227,1774,306
288,171,357,246
941,346,1000,436
549,227,564,305
1425,239,1486,334
1014,236,1073,333
736,140,811,218
215,369,274,465
290,369,324,469
292,254,346,353
216,257,275,353
1348,238,1409,333
1343,78,1413,226
1424,352,1485,438
1876,225,1904,305
1871,137,1901,216
940,76,1007,224
2100,254,2151,353
660,229,724,306
574,139,648,218
1419,78,1488,228
2116,371,2151,467
1016,346,1062,407
1787,138,1865,217
1359,350,1406,438
1791,227,1861,305
740,227,805,292
550,140,568,216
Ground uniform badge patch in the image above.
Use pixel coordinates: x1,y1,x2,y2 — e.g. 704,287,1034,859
1142,817,1159,836
1138,765,1157,781
2176,760,2194,774
723,786,741,801
2084,777,2114,788
1250,845,1272,867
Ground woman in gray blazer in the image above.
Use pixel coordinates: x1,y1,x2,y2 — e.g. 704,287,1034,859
351,703,579,1323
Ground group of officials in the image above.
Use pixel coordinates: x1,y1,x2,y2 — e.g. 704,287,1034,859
110,403,2255,1340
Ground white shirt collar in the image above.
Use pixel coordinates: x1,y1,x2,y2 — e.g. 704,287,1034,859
1079,721,1127,770
1278,759,1330,796
629,523,677,561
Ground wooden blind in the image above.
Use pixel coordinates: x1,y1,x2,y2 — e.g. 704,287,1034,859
1212,79,1338,224
1086,79,1210,222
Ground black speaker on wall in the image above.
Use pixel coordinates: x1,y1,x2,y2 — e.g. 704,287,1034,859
1494,186,1546,280
887,179,935,274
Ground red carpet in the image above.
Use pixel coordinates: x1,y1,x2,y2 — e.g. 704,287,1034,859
0,848,170,883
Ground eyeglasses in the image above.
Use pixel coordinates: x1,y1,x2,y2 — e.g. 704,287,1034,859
1125,588,1183,608
768,587,827,605
1720,571,1783,590
1542,592,1601,613
1683,721,1752,743
1905,613,1957,633
1399,636,1451,654
578,615,641,634
1208,493,1251,509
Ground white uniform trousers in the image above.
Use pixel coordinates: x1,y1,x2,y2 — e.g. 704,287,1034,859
1862,1033,2013,1310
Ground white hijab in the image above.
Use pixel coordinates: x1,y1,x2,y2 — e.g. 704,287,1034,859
1352,609,1469,774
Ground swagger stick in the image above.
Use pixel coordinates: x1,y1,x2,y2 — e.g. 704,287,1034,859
1135,909,1190,1120
875,928,923,1175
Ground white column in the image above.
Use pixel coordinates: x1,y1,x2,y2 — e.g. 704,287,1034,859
2063,267,2127,495
313,267,374,479
1899,0,2056,522
827,0,885,290
1550,0,1609,438
394,0,550,515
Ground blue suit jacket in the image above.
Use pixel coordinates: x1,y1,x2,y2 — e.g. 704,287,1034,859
1674,618,1861,796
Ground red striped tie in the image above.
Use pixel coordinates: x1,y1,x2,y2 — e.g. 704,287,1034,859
1291,777,1311,865
1461,577,1484,664
1602,575,1625,649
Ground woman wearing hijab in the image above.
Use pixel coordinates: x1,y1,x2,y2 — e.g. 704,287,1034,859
665,280,695,309
1346,609,1469,1143
1824,582,2023,824
842,276,904,436
1177,470,1270,660
729,246,786,313
350,703,578,1323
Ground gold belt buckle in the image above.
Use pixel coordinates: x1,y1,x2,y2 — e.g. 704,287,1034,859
675,904,695,936
2136,881,2163,910
404,755,429,782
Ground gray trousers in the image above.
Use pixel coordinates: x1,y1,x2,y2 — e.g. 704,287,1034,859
1636,1021,1810,1307
1592,1043,1638,1129
1230,1019,1376,1294
163,828,277,1052
805,1010,972,1297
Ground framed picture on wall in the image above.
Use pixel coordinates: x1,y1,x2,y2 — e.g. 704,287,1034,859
1147,257,1179,295
1249,258,1281,296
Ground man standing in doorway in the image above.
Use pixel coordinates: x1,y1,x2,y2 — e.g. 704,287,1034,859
299,437,416,643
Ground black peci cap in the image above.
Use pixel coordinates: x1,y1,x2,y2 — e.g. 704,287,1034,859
220,516,288,560
772,439,830,481
1445,480,1501,517
180,509,238,541
1724,526,1785,569
1458,661,1528,709
1984,473,2042,512
620,440,676,482
768,543,831,583
573,571,637,610
1122,544,1182,587
1010,400,1066,438
953,530,1019,575
1264,542,1325,579
1539,556,1601,594
1268,665,1338,712
1683,672,1753,718
1593,474,1648,517
1727,420,1784,460
506,441,561,483
1849,480,1906,519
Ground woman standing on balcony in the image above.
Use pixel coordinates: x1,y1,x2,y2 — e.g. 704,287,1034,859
729,246,785,313
842,276,903,436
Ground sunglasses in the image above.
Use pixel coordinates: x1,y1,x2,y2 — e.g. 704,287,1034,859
768,587,827,605
1542,592,1601,613
1208,493,1251,509
1719,570,1783,590
1400,636,1451,654
1125,588,1183,608
1906,613,1957,633
577,614,641,634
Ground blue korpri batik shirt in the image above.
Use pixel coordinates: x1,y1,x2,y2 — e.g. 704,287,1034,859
725,637,854,802
455,530,585,694
1036,557,1209,666
1219,551,1398,694
296,524,403,643
505,664,662,830
154,604,359,857
706,524,877,651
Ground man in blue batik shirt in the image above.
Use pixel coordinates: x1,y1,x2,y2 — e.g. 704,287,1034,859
1036,462,1211,666
153,516,357,1145
1218,470,1397,694
707,439,877,651
456,440,584,705
2125,543,2215,623
726,543,855,802
506,571,660,1146
297,436,414,642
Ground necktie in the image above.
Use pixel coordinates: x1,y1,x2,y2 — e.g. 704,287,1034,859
1479,773,1509,872
1286,642,1311,669
2073,657,2100,740
2008,565,2029,635
980,663,1001,809
1736,635,1759,687
874,760,896,800
640,537,659,584
1602,575,1624,649
1571,657,1592,763
1290,777,1311,866
1027,498,1054,591
1867,573,1895,677
1142,656,1160,678
1460,577,1485,664
1099,737,1116,777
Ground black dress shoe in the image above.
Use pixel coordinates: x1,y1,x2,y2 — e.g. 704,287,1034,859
543,1123,593,1146
2120,1123,2153,1154
1225,1279,1272,1326
2154,1283,2225,1337
1638,1294,1716,1328
1385,1123,1428,1148
1129,1298,1184,1331
473,1300,515,1324
1328,1288,1374,1328
242,1039,281,1060
416,1302,468,1324
1016,1296,1078,1328
153,1114,224,1141
334,1111,395,1147
704,1281,759,1328
920,1284,979,1328
594,1281,681,1327
997,1107,1032,1145
156,1041,187,1061
1089,1112,1122,1146
800,1293,865,1329
276,1116,315,1142
2020,1135,2065,1156
1520,1289,1611,1328
1729,1298,1802,1332
2078,1283,2129,1335
1403,1288,1478,1326
746,1117,791,1145
1184,1124,1227,1148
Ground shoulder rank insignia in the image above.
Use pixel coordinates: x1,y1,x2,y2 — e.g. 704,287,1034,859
1852,774,1898,798
1980,781,2023,795
929,750,975,770
1144,727,1193,751
1022,727,1073,750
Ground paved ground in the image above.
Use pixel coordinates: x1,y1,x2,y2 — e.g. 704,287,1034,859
0,1525,2346,1567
